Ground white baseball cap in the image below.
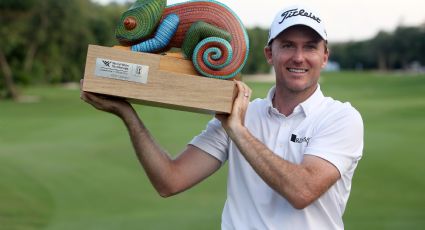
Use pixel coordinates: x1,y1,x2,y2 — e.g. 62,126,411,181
267,4,327,45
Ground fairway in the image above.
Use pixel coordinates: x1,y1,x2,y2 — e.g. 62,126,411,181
1,72,425,229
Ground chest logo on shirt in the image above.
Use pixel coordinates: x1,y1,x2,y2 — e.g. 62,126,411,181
290,134,311,146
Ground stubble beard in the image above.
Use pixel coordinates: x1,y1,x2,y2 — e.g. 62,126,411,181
276,73,318,97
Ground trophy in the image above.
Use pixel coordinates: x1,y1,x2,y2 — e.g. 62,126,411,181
83,0,249,114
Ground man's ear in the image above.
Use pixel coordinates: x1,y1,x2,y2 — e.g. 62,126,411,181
321,47,330,68
264,46,273,65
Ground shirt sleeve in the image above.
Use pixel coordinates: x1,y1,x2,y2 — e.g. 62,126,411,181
304,105,364,176
189,118,229,163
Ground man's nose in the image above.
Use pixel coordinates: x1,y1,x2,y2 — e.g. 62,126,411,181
292,48,305,63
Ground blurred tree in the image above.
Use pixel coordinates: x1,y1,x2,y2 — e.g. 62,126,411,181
370,31,392,70
330,25,425,71
0,0,36,99
242,27,270,74
31,0,126,83
392,26,424,69
0,0,125,100
0,48,18,99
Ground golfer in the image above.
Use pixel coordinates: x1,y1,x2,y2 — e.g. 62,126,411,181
81,3,363,229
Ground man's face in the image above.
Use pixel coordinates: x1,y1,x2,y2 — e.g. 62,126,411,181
264,25,329,94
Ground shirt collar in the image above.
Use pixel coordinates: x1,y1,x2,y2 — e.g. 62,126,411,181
299,85,325,116
266,84,325,117
266,86,278,116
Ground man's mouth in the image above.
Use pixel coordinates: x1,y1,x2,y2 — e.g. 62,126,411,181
287,68,308,73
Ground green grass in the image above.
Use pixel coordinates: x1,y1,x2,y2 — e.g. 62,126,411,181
1,71,425,229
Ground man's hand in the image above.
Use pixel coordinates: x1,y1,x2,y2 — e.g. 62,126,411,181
215,80,252,138
80,79,132,116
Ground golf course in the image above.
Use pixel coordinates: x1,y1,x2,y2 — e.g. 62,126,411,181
1,71,424,229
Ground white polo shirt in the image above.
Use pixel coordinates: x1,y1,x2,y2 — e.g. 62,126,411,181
190,85,363,230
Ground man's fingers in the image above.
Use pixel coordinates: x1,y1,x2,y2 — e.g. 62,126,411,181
234,80,251,102
234,81,249,99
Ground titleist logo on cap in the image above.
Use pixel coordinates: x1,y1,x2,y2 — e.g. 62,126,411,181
279,8,321,24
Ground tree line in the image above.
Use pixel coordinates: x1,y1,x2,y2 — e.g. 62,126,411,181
0,0,126,99
1,0,424,100
330,26,425,70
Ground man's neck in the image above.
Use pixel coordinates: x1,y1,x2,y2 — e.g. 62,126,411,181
273,84,317,116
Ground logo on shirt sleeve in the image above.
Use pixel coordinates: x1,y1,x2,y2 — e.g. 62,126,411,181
290,134,311,146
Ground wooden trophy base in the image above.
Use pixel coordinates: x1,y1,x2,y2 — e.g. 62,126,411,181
83,45,237,114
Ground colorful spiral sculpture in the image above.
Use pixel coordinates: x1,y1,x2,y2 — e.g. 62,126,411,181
115,0,249,80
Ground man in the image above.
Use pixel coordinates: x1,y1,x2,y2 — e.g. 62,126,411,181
81,3,363,230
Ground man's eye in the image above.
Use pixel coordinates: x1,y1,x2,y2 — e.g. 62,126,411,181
304,44,318,50
282,44,294,49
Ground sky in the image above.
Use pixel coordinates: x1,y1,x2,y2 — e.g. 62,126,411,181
93,0,425,42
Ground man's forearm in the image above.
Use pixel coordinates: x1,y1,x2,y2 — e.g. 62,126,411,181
118,108,176,195
79,90,212,196
116,107,222,198
228,127,328,209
